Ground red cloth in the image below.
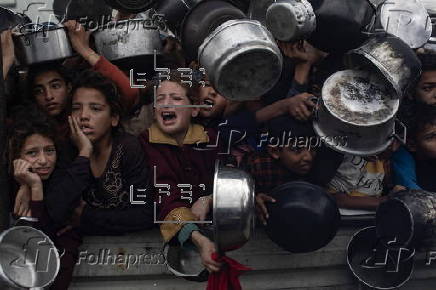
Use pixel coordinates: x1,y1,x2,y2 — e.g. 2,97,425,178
206,253,252,290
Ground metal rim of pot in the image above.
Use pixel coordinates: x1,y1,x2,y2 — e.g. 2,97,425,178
346,226,415,290
212,159,255,254
104,0,156,13
198,19,283,101
0,226,60,289
265,0,316,42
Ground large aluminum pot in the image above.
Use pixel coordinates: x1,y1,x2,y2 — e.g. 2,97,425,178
213,160,255,254
347,226,414,290
346,35,422,98
14,25,73,66
376,189,436,250
0,226,60,289
93,18,163,67
199,19,283,101
377,0,432,49
313,69,405,156
266,0,316,42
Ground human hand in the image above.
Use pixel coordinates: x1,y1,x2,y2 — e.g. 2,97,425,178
191,195,212,221
68,116,93,157
1,30,15,78
13,159,41,187
14,185,32,217
285,93,317,121
277,40,327,64
255,193,276,225
63,20,92,56
191,231,222,273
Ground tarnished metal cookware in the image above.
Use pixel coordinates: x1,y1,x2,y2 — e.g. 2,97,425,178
0,226,60,289
313,69,405,156
154,0,203,35
346,35,422,98
93,18,163,67
14,24,73,66
247,0,274,26
377,189,436,249
266,0,316,42
199,19,283,101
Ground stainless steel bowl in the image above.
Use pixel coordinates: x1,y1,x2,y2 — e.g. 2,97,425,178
14,26,73,66
213,160,255,253
199,19,283,101
93,18,163,64
0,226,60,289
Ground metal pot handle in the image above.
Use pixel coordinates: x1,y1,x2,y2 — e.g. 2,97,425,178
393,118,407,145
310,96,320,120
13,216,39,226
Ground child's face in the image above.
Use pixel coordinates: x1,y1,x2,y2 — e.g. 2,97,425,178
19,134,56,180
198,83,228,119
71,88,119,143
415,70,436,106
270,146,317,175
155,81,198,138
414,124,436,159
33,70,70,117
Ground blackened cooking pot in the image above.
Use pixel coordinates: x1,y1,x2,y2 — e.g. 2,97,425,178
104,0,156,13
265,181,340,253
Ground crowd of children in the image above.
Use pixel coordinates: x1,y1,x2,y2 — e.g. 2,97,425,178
1,12,436,289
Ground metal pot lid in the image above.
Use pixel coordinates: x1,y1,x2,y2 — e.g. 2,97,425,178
322,70,399,126
378,0,432,48
347,226,414,290
266,0,316,42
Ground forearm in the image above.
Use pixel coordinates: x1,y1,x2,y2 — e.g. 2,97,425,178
255,99,287,123
2,59,13,80
332,193,386,210
294,62,312,86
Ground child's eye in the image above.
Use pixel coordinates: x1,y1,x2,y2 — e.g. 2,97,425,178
26,151,37,157
33,88,44,96
45,148,56,155
71,106,80,111
91,106,102,111
51,82,62,89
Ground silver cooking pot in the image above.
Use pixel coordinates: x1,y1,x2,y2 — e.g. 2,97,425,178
93,18,163,65
199,19,283,101
14,25,73,66
313,69,405,156
266,0,316,42
0,226,60,289
345,35,422,98
213,160,255,253
247,0,274,26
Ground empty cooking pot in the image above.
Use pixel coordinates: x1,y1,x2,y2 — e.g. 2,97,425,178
265,181,340,253
181,0,246,62
213,160,255,253
199,19,283,101
266,0,316,42
313,69,405,156
93,18,163,69
347,226,414,290
14,24,73,66
376,189,436,250
346,34,422,98
0,226,60,289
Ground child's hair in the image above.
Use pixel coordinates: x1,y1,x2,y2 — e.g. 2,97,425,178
418,54,436,72
266,115,317,149
409,104,436,140
70,70,124,121
145,69,200,105
26,61,73,99
7,106,58,173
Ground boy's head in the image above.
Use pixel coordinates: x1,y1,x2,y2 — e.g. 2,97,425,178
153,70,200,141
408,105,436,160
198,80,229,119
265,116,317,176
414,54,436,106
27,62,72,117
70,70,122,144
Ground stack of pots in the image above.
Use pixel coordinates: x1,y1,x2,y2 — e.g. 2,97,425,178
313,34,421,156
